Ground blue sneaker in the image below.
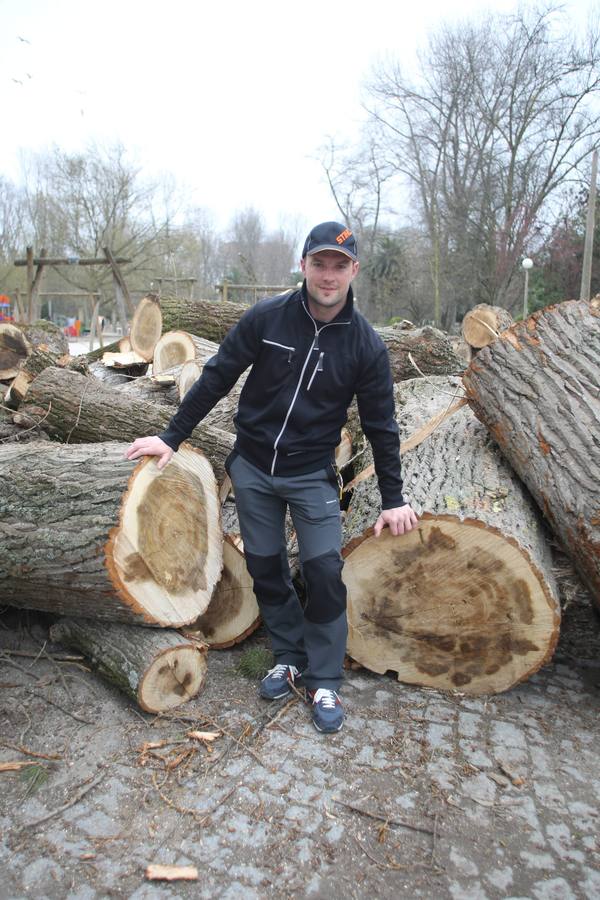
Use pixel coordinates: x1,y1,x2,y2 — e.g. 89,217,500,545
259,664,302,700
308,689,344,733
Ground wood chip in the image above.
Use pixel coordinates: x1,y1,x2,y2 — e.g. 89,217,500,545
0,760,38,772
145,864,198,882
187,730,221,742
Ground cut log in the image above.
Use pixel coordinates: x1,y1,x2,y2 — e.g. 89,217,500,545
0,323,31,380
182,533,260,648
1,441,223,627
462,304,514,350
178,359,203,399
153,331,219,375
160,297,249,342
342,376,560,695
89,360,130,386
6,348,88,407
462,299,600,609
21,367,234,481
115,367,181,407
50,618,208,712
374,325,464,381
130,293,163,361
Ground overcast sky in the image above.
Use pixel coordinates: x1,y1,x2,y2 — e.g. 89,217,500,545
0,0,596,237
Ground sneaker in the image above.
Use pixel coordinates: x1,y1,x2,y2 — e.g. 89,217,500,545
259,664,302,700
308,689,344,733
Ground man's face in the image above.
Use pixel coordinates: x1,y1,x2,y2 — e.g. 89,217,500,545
301,250,359,318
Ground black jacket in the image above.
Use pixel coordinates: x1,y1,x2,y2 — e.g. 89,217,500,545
160,285,405,509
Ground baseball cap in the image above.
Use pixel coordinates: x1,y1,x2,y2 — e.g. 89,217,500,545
302,221,358,262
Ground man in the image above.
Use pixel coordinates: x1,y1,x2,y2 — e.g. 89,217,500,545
125,221,418,733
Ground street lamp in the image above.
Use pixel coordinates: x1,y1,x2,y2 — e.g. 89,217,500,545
521,257,533,319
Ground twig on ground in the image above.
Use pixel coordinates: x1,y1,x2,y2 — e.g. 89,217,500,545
150,771,240,826
0,741,62,761
334,798,435,836
23,770,106,829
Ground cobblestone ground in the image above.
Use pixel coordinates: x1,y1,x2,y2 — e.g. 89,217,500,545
1,597,599,900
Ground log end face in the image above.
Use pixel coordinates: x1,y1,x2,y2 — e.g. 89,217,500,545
138,644,208,712
106,449,223,627
344,517,560,695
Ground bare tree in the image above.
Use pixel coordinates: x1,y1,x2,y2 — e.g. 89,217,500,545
334,6,600,326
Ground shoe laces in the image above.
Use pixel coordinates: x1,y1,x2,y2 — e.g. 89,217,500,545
312,688,338,709
267,664,298,681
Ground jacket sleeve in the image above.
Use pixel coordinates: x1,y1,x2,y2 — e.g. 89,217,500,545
355,346,405,509
159,306,261,451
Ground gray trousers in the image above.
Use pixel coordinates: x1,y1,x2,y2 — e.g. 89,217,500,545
229,453,346,691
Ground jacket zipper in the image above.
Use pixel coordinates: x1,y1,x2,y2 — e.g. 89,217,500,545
262,338,295,364
270,303,351,475
307,352,324,391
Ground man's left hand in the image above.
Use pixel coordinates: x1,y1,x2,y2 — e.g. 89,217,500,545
374,504,419,537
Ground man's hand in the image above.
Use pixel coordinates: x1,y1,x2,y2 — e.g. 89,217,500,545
124,436,174,471
373,504,419,537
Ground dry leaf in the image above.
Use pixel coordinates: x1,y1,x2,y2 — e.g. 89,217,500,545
146,864,198,882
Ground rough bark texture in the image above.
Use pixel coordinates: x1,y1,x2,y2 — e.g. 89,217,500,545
50,618,208,712
160,297,249,342
0,441,223,626
342,376,560,695
463,299,600,609
21,367,234,481
374,325,465,382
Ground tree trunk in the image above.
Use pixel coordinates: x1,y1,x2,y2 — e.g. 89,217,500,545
0,323,31,380
462,304,514,350
342,376,560,695
160,297,249,342
50,618,208,712
462,299,600,609
182,533,260,649
130,294,163,362
21,367,234,482
374,325,464,382
0,442,223,627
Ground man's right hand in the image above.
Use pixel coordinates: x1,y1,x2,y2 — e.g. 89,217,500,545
124,436,174,470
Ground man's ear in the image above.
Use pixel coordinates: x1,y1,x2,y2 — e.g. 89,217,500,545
300,257,306,274
352,261,360,278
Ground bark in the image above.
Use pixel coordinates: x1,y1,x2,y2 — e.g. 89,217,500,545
374,325,465,382
342,375,560,695
160,297,249,342
21,367,234,482
0,441,223,627
7,349,89,407
462,299,600,609
50,618,208,712
462,304,514,350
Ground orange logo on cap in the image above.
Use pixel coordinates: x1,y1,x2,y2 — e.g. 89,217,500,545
336,228,352,245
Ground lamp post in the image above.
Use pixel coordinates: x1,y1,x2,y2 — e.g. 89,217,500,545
521,257,533,319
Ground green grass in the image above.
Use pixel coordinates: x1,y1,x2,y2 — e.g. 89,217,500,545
20,764,48,798
236,647,274,680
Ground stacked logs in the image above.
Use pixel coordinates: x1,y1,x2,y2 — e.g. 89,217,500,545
2,293,597,705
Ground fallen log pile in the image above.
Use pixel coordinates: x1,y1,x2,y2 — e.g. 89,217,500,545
0,294,597,707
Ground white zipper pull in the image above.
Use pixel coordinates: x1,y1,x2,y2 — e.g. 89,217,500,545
307,352,324,391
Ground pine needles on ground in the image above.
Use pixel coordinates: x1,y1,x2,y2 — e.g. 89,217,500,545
236,647,274,680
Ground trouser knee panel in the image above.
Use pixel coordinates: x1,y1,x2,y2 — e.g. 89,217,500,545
303,550,346,624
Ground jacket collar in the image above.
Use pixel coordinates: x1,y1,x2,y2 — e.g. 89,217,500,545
299,281,354,326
